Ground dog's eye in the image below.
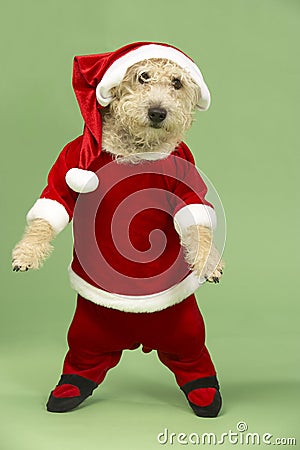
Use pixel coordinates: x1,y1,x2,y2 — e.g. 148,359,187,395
138,72,150,84
172,78,182,90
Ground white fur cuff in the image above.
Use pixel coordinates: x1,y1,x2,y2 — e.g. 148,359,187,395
174,204,217,236
26,198,69,234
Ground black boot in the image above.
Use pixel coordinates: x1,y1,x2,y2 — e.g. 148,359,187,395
180,375,222,418
46,374,98,413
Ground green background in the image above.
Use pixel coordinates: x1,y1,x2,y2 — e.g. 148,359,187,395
1,0,299,449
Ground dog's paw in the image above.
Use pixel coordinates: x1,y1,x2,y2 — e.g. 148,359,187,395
205,260,224,284
12,252,36,272
12,219,55,272
205,268,223,283
12,244,43,272
12,260,31,272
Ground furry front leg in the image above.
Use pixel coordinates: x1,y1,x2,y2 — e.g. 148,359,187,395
181,225,224,283
12,218,56,271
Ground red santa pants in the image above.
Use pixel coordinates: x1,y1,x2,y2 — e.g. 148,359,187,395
62,294,216,387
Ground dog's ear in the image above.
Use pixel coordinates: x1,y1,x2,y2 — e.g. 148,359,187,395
100,105,111,117
109,86,119,101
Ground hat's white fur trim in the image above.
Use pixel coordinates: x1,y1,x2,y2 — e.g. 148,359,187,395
65,168,99,193
96,44,210,111
174,204,217,237
26,198,69,234
68,266,204,313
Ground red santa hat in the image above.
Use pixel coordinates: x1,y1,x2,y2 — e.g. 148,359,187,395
67,42,211,193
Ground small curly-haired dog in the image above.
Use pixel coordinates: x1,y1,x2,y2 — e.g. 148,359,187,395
12,52,224,417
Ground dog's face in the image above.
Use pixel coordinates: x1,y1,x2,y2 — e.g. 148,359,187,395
108,58,201,149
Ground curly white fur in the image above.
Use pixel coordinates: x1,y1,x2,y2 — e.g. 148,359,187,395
102,59,200,162
180,225,224,282
12,218,55,271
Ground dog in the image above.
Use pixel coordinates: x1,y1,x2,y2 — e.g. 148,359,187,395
12,43,224,416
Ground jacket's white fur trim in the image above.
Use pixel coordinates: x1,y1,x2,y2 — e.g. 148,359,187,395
174,204,217,237
68,266,204,313
65,168,99,193
26,198,69,234
96,44,210,111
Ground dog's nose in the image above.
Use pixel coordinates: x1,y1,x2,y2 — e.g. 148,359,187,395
148,107,167,124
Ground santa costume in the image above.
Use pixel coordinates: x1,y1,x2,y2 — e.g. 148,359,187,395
26,42,222,416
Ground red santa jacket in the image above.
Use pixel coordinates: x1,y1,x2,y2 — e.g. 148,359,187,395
26,138,216,312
